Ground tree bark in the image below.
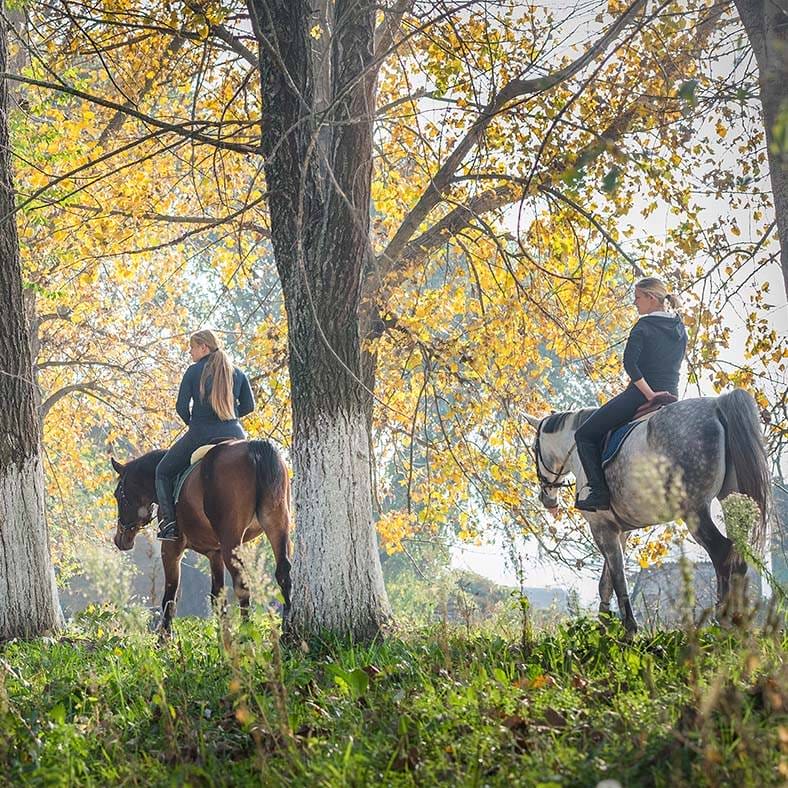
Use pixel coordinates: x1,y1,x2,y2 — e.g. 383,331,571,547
735,0,788,299
0,3,62,639
249,0,390,639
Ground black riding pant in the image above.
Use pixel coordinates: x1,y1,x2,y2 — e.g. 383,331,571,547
155,421,245,523
575,386,647,444
574,386,647,493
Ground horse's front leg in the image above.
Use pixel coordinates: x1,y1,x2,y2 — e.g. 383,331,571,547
589,516,638,635
598,560,614,618
159,540,185,636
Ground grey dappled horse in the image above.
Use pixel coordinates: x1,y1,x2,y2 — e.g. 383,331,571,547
527,389,770,633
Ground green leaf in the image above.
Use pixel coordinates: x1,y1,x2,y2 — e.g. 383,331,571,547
346,668,370,698
677,79,698,107
601,166,621,194
50,703,66,725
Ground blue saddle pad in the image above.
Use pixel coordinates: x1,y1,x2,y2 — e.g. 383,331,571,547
173,460,202,505
601,421,641,467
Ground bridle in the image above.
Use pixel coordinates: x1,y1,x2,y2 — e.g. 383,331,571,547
533,419,576,491
116,474,153,533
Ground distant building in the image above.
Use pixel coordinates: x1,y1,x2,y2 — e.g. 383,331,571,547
771,483,788,588
631,560,763,628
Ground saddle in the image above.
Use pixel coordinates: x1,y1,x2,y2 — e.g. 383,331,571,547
633,391,677,419
174,439,241,504
601,393,678,468
189,437,240,466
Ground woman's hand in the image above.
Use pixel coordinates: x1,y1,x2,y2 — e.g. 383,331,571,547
632,377,657,401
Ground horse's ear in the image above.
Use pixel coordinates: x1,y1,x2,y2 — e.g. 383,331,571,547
111,457,125,475
524,414,542,429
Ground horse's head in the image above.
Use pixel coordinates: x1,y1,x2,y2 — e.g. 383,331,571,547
111,455,158,551
525,413,574,511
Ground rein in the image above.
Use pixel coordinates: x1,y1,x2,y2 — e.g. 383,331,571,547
116,475,153,532
533,420,576,490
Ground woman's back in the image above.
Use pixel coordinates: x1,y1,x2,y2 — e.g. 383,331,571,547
623,312,687,395
176,355,254,426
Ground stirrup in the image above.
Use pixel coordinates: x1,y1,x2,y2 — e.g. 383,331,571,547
157,520,179,541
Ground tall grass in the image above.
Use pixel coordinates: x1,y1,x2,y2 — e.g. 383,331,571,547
1,599,785,786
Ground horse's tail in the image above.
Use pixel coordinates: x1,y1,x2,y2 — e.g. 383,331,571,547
716,388,771,555
247,440,288,517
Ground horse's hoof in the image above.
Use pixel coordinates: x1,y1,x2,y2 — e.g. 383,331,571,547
156,627,172,643
598,611,614,630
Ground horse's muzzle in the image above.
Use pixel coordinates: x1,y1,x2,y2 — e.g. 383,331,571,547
539,488,558,509
113,529,136,551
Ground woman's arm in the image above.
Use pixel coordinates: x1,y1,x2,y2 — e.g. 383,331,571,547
175,368,193,425
622,324,644,383
237,372,255,418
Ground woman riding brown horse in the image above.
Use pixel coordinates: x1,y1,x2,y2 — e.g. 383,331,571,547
111,439,291,632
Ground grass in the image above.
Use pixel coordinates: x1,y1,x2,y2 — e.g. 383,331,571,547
1,605,786,786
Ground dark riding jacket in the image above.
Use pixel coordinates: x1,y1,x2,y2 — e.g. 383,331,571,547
176,354,255,429
622,313,687,395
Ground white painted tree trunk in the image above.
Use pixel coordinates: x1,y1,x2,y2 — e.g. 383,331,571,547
0,1,63,640
252,0,393,639
287,410,390,639
0,457,63,638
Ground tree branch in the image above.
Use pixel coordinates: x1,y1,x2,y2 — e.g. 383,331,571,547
40,382,115,419
1,72,260,154
377,0,649,270
538,185,644,275
374,0,414,63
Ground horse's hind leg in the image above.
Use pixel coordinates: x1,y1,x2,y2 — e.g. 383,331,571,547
208,550,226,615
689,505,744,610
261,502,292,614
589,516,637,634
222,545,251,620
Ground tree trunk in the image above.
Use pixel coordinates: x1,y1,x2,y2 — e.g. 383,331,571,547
0,4,62,639
249,0,390,638
735,0,788,299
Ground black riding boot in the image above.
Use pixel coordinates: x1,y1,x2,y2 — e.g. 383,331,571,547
575,438,610,511
155,474,180,541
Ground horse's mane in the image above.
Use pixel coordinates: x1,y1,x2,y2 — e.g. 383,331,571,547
541,408,597,434
127,449,166,477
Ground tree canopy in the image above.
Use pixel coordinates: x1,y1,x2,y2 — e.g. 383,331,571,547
5,0,785,585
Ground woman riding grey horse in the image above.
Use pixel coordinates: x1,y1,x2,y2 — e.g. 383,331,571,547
575,276,686,512
527,280,770,634
155,329,255,541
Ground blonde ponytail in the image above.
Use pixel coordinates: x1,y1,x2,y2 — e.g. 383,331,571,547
190,330,236,421
665,292,681,311
635,276,680,312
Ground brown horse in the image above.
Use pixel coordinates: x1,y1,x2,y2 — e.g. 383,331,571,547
111,440,291,632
